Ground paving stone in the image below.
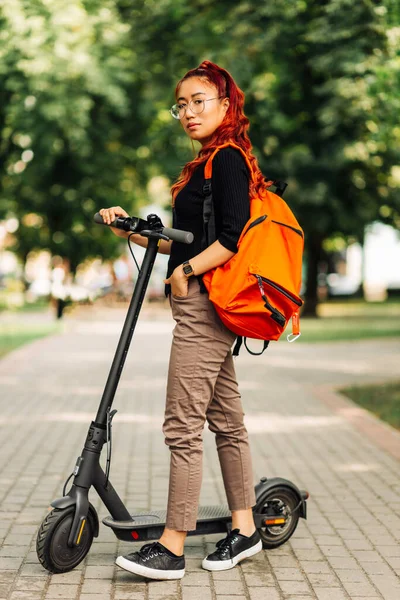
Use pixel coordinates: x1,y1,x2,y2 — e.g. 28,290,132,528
248,589,281,600
313,589,349,600
212,569,241,581
180,571,210,586
318,546,350,558
10,593,43,600
242,572,275,586
84,565,115,579
326,556,359,570
367,574,400,597
113,591,146,600
80,596,115,600
351,550,386,562
213,579,245,595
80,580,112,595
2,315,400,600
181,586,212,600
0,557,24,570
148,580,179,599
341,581,381,597
48,572,81,585
184,557,204,572
268,555,299,569
300,561,332,574
279,580,312,595
14,578,48,592
214,596,247,600
45,584,79,598
306,573,340,587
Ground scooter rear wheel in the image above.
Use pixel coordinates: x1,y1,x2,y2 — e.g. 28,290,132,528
36,507,94,573
256,486,300,549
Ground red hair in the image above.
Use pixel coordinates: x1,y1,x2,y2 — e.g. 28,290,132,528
171,60,271,205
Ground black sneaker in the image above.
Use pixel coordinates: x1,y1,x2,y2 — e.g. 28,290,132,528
202,528,262,571
116,541,185,580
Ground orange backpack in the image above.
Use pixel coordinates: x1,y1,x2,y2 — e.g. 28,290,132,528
201,143,304,355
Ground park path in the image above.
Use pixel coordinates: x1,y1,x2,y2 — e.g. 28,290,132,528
0,305,399,600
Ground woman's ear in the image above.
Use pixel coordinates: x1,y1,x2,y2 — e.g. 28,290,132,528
223,98,230,112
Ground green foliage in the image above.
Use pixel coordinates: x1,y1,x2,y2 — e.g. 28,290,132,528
0,0,399,298
0,0,140,269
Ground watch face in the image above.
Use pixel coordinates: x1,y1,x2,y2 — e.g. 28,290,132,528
183,264,192,275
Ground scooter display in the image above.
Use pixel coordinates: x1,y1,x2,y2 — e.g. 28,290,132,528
36,212,308,573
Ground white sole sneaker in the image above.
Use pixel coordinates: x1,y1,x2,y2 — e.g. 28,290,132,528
202,539,263,571
115,555,185,580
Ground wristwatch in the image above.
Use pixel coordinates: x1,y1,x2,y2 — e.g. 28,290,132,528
182,260,195,278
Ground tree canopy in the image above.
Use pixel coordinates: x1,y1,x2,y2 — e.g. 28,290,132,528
0,0,399,311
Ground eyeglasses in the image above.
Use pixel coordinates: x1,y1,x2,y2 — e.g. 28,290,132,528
170,97,223,120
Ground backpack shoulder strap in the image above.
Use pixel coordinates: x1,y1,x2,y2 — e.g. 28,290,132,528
204,142,253,179
201,143,254,251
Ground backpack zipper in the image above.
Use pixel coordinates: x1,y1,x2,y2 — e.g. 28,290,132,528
244,214,267,235
261,277,303,307
255,275,286,327
271,220,303,237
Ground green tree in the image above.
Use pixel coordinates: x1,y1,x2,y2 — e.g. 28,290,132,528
214,0,399,314
117,0,400,314
0,0,139,273
1,0,399,319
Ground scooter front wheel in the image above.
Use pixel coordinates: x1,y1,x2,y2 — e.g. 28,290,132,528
36,507,95,573
256,486,300,549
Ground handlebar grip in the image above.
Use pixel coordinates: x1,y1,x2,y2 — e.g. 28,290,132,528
93,212,119,227
162,227,194,244
94,212,193,244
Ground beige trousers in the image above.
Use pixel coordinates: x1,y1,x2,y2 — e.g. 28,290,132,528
162,277,256,531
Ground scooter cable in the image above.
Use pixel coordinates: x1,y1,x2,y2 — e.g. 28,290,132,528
105,408,118,489
128,234,140,272
62,472,74,497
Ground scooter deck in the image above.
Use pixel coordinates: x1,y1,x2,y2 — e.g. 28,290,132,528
103,505,232,542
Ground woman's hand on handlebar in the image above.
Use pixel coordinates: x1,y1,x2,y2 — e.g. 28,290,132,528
99,206,129,238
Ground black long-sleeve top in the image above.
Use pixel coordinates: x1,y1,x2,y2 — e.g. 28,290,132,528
165,146,250,295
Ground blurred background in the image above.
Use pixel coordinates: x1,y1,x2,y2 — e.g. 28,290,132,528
0,0,399,337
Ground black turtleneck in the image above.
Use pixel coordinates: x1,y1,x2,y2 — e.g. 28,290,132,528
165,147,250,295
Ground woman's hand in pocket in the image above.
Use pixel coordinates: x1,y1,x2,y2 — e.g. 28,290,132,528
164,266,189,297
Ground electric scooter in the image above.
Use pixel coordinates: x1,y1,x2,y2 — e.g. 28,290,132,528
36,212,308,574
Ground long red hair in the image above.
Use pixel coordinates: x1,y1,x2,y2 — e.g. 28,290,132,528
171,60,271,205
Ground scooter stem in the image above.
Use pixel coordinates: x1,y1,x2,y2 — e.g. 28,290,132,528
95,236,160,425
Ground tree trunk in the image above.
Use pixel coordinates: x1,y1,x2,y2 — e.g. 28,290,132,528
302,233,324,317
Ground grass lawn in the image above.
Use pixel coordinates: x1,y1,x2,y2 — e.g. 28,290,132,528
340,381,400,431
295,299,400,343
0,323,60,358
296,316,400,342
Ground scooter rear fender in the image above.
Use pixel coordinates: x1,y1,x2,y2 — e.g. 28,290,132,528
254,477,308,520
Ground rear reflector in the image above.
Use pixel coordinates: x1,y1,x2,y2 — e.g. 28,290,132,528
264,518,286,526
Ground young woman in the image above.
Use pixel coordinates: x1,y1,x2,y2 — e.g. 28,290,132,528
100,60,269,580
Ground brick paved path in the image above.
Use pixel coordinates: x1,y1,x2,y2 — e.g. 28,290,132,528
0,306,399,600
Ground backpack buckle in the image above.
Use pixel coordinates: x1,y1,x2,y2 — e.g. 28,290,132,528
203,181,212,196
287,311,301,342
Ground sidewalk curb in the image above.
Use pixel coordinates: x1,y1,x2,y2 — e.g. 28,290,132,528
312,383,400,462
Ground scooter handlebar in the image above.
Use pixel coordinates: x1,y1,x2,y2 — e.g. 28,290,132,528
94,212,118,226
93,212,194,244
161,226,193,245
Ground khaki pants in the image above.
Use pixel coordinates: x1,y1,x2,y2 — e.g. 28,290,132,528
163,277,256,531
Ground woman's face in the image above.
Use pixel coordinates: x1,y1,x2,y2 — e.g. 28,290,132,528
176,77,229,146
